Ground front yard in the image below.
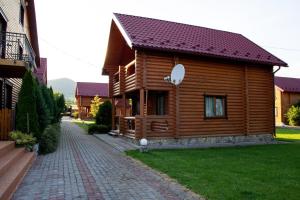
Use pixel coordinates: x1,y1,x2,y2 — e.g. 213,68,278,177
72,119,95,133
127,128,300,200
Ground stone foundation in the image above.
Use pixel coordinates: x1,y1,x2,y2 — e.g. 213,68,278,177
123,134,276,149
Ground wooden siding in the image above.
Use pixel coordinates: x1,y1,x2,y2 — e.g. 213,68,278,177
0,109,12,140
134,51,274,138
275,89,300,125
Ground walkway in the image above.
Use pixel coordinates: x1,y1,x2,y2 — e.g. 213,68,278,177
13,118,200,200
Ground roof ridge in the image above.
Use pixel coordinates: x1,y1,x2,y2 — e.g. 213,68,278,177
114,13,242,36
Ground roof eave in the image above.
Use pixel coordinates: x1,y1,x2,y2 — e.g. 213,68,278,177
133,44,288,67
112,13,133,48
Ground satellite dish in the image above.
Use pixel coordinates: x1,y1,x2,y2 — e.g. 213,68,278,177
170,64,185,85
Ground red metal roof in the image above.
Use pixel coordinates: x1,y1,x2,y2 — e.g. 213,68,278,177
75,82,108,97
275,76,300,93
113,13,287,67
34,57,47,85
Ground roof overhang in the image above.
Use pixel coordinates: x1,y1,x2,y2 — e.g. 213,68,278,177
27,0,40,68
102,14,134,76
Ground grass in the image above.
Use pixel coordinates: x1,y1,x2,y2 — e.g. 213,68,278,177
72,119,95,133
127,143,300,200
276,127,300,142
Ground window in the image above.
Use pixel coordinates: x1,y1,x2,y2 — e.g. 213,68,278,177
5,84,12,109
205,95,227,118
156,94,165,115
147,91,168,115
20,3,25,26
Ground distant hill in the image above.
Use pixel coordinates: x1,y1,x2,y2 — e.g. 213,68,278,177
48,78,76,100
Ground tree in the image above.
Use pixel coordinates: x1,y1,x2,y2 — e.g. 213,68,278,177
286,105,300,126
16,71,39,135
35,80,50,138
90,96,102,118
54,92,66,120
49,87,58,123
95,100,112,129
41,85,54,123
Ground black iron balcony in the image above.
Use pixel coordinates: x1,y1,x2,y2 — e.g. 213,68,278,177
0,31,36,69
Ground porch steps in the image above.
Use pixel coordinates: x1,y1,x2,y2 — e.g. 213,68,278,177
0,141,35,200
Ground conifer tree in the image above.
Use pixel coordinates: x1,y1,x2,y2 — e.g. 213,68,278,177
16,71,39,134
35,80,50,136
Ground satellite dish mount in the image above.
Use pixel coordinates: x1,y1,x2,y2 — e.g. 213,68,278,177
164,64,185,86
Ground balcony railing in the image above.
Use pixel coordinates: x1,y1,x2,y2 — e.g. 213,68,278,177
0,32,36,68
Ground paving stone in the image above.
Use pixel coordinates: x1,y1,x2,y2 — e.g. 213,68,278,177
13,117,201,200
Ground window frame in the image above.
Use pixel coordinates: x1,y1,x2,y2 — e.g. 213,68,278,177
204,95,227,119
5,83,12,109
19,2,25,27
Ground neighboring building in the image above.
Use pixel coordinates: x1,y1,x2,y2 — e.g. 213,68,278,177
275,76,300,126
0,1,40,198
102,13,288,145
75,82,109,119
0,0,40,140
34,57,47,85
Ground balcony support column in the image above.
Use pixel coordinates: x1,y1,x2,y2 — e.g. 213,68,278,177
140,88,146,138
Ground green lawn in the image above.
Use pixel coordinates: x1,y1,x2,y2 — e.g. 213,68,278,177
276,127,300,142
127,143,300,200
72,119,95,133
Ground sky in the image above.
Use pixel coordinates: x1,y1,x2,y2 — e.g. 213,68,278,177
35,0,300,83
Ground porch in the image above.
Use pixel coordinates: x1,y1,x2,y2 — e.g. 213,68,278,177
111,89,174,139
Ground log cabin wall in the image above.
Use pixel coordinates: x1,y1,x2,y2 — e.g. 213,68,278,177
136,50,274,138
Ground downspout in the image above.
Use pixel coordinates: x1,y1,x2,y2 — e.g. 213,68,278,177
272,66,281,137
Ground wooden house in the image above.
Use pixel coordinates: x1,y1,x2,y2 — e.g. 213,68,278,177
75,82,109,119
34,57,47,85
102,13,288,145
275,76,300,125
0,0,40,140
0,1,40,198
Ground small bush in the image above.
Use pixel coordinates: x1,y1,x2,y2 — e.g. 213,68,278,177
88,124,109,134
39,123,60,154
95,100,112,128
9,131,37,151
286,105,300,126
72,111,79,119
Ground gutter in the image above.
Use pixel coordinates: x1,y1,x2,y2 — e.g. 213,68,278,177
272,66,282,137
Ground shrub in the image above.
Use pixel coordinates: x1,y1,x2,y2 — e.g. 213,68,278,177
72,111,79,118
9,131,37,151
90,96,102,118
39,124,60,154
286,105,300,126
88,124,109,134
95,100,112,128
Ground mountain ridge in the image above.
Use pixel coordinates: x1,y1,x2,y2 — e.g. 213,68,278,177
48,78,76,100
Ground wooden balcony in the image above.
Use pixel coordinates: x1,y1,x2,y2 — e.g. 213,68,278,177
124,61,137,92
113,71,120,96
0,32,36,78
112,60,137,96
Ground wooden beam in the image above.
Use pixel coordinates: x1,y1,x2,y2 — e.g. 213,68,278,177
174,56,180,139
244,66,249,135
140,88,146,138
112,98,115,130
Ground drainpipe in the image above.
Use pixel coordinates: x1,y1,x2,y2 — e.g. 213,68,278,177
272,66,281,137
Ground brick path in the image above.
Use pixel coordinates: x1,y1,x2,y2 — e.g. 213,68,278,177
13,118,200,200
